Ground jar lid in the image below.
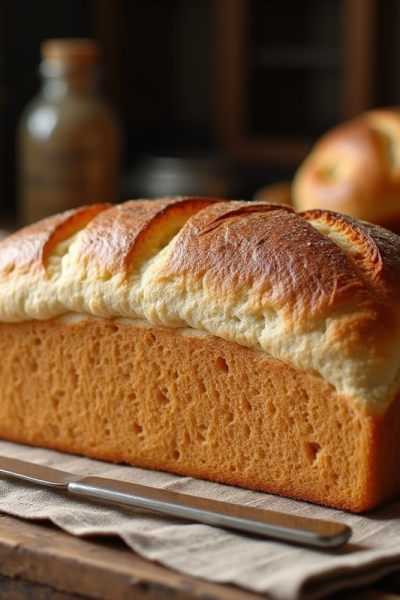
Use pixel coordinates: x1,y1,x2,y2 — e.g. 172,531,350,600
40,39,100,66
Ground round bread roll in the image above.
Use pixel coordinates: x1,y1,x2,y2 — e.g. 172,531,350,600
292,107,400,232
252,181,292,205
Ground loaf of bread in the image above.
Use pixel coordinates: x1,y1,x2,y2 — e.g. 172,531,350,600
252,181,293,205
1,196,400,512
292,108,400,232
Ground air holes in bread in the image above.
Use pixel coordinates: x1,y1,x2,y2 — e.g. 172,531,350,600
173,450,180,460
156,389,169,403
145,333,156,347
243,397,253,412
305,441,321,463
132,422,143,434
215,356,229,373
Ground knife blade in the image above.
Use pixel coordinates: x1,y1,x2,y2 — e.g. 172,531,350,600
0,455,351,548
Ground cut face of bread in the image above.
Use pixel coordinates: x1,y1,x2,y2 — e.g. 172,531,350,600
0,315,399,513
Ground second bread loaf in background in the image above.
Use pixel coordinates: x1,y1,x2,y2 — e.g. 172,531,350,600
292,107,400,232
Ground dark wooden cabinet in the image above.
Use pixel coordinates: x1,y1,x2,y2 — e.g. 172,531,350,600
214,0,377,166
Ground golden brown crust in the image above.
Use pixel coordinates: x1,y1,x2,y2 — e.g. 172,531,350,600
0,204,110,277
79,197,222,276
0,316,396,512
164,202,385,324
300,209,400,295
292,108,400,230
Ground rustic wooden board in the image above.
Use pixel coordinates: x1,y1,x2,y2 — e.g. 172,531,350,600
0,514,262,599
0,513,399,600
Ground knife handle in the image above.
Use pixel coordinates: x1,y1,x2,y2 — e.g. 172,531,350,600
68,476,351,548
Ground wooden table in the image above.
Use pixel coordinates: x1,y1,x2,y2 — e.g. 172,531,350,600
0,513,400,600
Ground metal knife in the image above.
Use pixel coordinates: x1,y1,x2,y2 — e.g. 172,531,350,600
0,455,351,548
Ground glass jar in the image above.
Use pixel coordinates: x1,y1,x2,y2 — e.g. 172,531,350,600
17,38,120,226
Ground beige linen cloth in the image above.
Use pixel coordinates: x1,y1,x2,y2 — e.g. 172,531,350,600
0,441,400,600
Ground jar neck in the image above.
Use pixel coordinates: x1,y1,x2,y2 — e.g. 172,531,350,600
39,59,98,100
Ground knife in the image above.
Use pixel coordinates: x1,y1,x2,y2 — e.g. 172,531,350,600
0,455,351,548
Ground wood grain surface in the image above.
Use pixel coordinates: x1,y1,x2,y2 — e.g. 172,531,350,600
0,513,399,600
0,514,260,600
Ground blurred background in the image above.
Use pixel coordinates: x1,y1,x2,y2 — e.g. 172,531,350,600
0,0,399,227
